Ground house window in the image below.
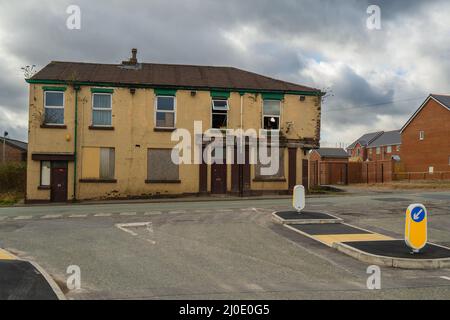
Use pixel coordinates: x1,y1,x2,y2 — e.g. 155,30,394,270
376,147,381,155
44,91,64,125
396,145,400,152
419,131,425,140
263,100,281,130
212,99,229,129
255,148,284,179
369,149,372,155
147,149,179,182
100,148,115,179
40,161,51,186
387,146,392,153
356,148,361,156
155,96,176,128
92,93,112,126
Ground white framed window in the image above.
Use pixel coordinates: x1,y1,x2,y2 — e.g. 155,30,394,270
44,91,64,125
263,100,281,130
99,148,115,180
155,96,176,128
369,149,372,154
376,147,381,155
387,146,392,153
396,145,400,152
40,161,51,186
92,93,112,126
212,99,229,129
419,131,425,140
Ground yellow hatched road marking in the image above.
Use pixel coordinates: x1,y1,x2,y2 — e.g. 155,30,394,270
0,249,16,260
314,234,394,247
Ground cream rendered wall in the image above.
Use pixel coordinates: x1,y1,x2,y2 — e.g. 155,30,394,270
27,83,320,200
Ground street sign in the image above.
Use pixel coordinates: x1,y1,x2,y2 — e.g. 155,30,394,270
405,204,428,252
293,185,305,212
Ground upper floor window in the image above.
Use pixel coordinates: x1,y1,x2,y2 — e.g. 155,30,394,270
376,147,381,155
419,131,425,140
356,148,361,156
44,91,64,125
387,146,392,153
263,100,281,130
396,145,401,152
92,93,112,126
155,96,176,128
212,99,229,129
369,149,372,154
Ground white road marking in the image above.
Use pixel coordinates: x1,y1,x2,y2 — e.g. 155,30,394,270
440,276,450,281
69,214,88,218
0,216,7,221
14,216,33,220
169,210,186,214
115,222,156,244
144,211,162,216
94,213,112,217
41,214,62,219
194,210,209,213
120,212,137,216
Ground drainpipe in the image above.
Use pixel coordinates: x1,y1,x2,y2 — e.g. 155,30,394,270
73,85,81,201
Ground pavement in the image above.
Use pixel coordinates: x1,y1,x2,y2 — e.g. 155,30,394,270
1,189,450,299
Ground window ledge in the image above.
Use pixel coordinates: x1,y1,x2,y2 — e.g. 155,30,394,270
38,186,51,190
40,124,67,129
154,128,176,132
145,180,181,184
89,126,115,131
253,178,286,183
79,179,117,184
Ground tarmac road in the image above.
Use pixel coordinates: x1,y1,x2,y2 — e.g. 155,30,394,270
0,190,450,299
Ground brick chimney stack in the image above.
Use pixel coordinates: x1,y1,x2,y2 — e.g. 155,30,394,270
122,48,138,65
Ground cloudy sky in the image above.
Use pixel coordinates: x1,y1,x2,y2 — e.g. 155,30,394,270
1,0,449,146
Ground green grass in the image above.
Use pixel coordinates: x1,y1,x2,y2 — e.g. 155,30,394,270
0,192,23,206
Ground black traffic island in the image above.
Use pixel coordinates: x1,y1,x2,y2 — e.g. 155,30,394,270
0,260,62,300
272,211,342,225
334,240,450,269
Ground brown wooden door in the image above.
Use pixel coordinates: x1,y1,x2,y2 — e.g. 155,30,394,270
288,148,297,191
302,159,309,190
211,163,227,194
51,162,68,202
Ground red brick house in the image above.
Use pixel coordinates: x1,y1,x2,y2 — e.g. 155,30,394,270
366,130,401,161
0,137,28,163
347,131,383,161
400,94,450,175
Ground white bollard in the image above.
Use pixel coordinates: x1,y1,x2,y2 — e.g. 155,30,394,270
293,185,305,212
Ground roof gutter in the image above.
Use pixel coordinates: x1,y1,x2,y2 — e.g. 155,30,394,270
26,79,325,97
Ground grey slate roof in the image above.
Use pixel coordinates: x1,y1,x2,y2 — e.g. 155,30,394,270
347,131,383,149
367,130,401,147
431,94,450,110
0,137,28,151
315,148,349,158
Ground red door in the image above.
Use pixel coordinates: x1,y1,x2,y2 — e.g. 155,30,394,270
51,162,68,202
211,163,227,194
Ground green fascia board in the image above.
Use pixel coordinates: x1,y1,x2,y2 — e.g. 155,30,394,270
91,88,114,94
43,86,67,92
210,91,231,99
262,92,284,100
27,79,323,96
154,88,177,96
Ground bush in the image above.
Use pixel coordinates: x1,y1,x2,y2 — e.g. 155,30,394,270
0,162,26,193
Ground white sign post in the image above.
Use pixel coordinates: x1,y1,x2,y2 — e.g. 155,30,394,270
293,185,305,212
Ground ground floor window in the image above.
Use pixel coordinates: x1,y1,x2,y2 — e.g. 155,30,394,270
81,147,115,180
255,148,284,180
147,149,179,182
40,161,51,186
100,148,115,179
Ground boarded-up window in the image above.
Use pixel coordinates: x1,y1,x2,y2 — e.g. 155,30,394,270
255,148,284,179
147,149,179,181
40,161,51,186
100,148,115,179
